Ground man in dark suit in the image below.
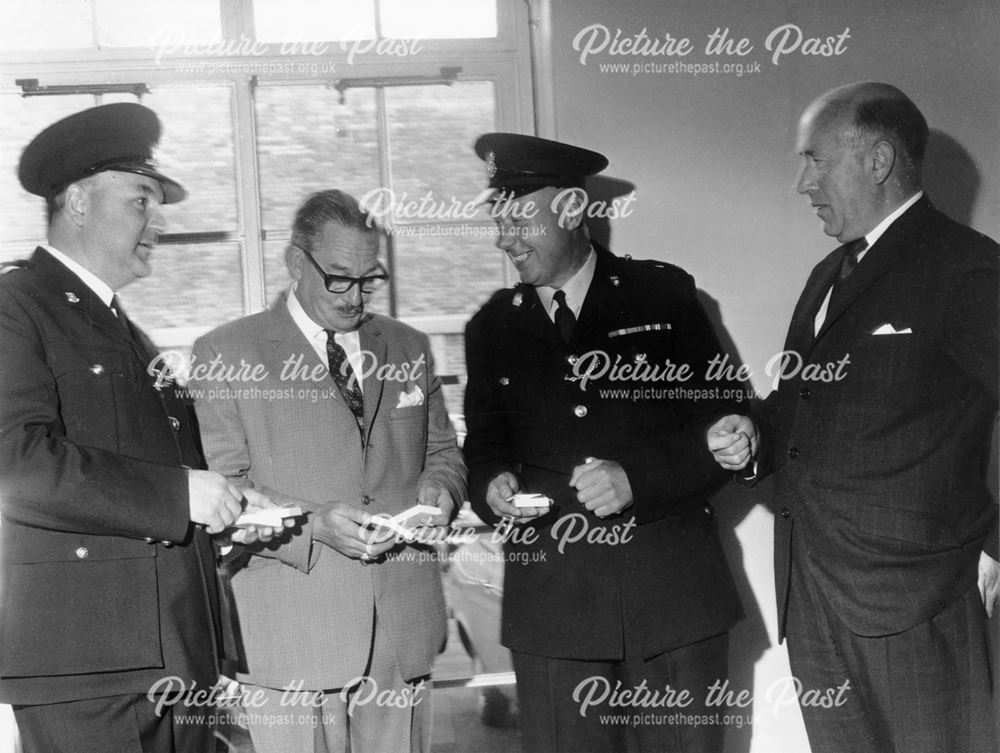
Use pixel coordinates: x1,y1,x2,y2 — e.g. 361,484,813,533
463,133,744,753
0,103,266,752
709,82,999,753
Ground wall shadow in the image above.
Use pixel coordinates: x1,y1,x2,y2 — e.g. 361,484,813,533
923,129,981,226
698,291,772,753
583,174,636,248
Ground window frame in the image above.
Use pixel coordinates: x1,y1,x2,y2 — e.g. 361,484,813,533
0,0,533,345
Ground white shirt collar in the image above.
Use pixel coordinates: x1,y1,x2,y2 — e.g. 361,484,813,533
286,283,363,388
858,191,923,261
537,247,597,321
43,244,115,307
286,282,326,346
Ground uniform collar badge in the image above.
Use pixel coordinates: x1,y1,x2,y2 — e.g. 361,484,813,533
65,291,80,303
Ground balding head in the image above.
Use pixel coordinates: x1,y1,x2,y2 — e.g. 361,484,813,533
795,82,928,241
804,82,928,189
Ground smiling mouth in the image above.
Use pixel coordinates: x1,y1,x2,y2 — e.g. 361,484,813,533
507,250,532,265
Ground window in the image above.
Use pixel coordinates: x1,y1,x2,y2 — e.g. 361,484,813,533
0,0,532,382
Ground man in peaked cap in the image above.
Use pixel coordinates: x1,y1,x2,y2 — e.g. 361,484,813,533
463,133,746,753
0,103,273,752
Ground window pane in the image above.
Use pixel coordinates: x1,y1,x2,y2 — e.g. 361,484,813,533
380,0,497,39
256,85,380,232
0,89,236,241
392,230,503,318
253,0,376,43
0,94,97,243
107,87,239,234
384,82,496,219
118,242,244,331
96,0,220,48
0,0,93,51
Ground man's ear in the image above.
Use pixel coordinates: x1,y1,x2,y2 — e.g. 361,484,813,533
285,244,304,281
63,183,89,227
551,186,587,231
871,140,896,185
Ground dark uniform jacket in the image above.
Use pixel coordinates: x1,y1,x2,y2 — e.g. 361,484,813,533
753,198,999,639
0,247,225,705
464,244,743,661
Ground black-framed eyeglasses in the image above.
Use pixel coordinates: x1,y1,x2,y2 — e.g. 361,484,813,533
299,247,389,295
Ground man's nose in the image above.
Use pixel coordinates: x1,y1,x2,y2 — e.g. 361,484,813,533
495,225,516,252
147,206,166,235
795,164,815,195
344,283,363,306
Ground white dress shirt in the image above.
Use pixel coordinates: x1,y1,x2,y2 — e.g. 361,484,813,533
44,244,115,307
536,247,597,323
813,191,923,335
286,283,365,393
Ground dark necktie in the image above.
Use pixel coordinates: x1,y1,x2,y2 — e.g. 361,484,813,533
823,238,869,330
325,331,365,431
553,289,575,343
837,237,868,281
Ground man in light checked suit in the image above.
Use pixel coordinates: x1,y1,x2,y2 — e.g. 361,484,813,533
190,189,466,753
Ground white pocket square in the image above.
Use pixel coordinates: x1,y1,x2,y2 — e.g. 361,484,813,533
396,385,424,408
872,323,912,335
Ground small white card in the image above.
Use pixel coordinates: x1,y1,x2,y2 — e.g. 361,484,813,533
366,504,442,542
510,493,553,508
234,506,303,528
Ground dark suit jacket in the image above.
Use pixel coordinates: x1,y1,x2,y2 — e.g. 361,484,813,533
0,248,224,705
755,198,999,639
463,245,743,661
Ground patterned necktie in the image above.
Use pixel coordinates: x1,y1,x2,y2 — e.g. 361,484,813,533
553,289,575,343
325,330,365,431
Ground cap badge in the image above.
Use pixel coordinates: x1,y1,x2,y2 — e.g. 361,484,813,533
486,150,498,179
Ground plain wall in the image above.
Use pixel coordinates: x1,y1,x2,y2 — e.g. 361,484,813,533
546,1,999,751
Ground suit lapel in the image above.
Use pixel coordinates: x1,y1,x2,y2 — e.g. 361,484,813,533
32,248,155,361
511,285,563,345
784,249,843,359
359,315,387,446
572,249,624,347
814,199,930,342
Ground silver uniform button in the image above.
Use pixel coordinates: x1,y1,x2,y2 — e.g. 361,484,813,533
168,416,181,432
75,547,89,559
573,405,588,418
160,540,174,548
566,355,579,365
90,364,105,375
144,537,155,544
499,377,510,386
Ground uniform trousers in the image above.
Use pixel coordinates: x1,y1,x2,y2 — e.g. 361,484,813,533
512,632,729,753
